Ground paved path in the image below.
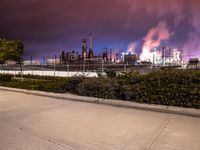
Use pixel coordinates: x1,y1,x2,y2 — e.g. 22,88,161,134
0,90,199,150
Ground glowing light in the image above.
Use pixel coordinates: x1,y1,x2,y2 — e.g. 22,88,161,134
140,21,171,61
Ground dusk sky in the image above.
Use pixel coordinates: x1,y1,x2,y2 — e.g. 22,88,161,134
0,0,200,59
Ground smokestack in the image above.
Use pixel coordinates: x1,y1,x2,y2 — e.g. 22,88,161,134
82,38,87,61
89,32,93,50
110,49,112,62
88,33,94,60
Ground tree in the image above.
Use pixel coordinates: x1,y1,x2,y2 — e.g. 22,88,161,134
0,38,24,65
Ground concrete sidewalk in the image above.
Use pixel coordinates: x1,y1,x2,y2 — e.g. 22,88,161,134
0,86,199,117
0,89,200,150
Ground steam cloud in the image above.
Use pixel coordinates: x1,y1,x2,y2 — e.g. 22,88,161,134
127,42,137,53
140,21,171,61
128,0,200,60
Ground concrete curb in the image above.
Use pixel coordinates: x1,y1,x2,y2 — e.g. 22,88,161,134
0,86,200,117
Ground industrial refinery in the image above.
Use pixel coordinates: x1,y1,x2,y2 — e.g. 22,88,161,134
20,33,200,71
40,33,198,69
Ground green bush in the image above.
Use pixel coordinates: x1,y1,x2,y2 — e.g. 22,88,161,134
15,74,66,81
0,69,199,109
0,74,12,82
105,70,117,79
65,76,85,93
77,77,116,99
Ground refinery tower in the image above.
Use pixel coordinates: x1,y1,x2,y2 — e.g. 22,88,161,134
88,33,94,60
82,33,94,62
82,38,87,61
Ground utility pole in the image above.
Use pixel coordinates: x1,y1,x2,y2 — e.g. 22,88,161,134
169,49,171,66
110,49,112,63
54,55,56,76
102,59,104,73
163,47,166,67
30,56,33,65
152,48,156,69
31,56,33,75
153,52,155,67
42,57,45,76
83,63,86,72
180,49,183,66
124,63,127,72
153,49,156,67
60,53,62,65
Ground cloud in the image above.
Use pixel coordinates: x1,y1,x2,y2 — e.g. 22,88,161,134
0,0,200,59
183,1,200,58
128,0,200,59
129,0,185,26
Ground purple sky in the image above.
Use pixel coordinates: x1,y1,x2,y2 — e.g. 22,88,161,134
0,0,200,59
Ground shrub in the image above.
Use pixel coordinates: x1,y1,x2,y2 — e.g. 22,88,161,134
65,76,85,93
0,69,199,109
0,74,13,82
105,70,117,78
77,77,116,99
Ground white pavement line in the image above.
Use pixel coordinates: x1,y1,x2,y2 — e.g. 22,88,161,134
2,119,74,150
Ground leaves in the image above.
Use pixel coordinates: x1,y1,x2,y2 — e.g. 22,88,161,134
0,69,199,108
0,38,24,64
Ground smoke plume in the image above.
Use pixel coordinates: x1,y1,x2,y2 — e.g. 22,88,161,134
127,0,200,60
140,21,171,61
127,42,137,53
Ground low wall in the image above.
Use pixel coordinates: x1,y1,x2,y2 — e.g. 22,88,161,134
0,70,98,77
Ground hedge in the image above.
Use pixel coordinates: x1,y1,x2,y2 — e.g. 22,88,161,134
0,69,199,108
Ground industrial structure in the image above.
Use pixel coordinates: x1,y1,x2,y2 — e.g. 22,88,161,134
59,33,95,65
88,33,94,60
19,33,199,71
121,51,138,64
82,38,87,62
